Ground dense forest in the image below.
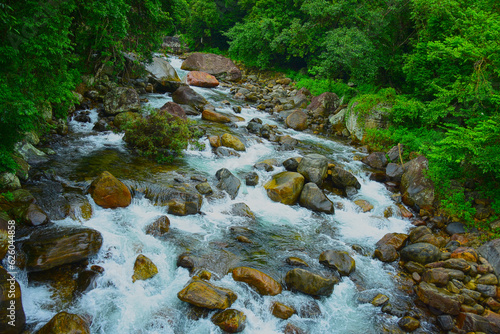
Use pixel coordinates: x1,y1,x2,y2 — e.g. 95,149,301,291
1,0,499,228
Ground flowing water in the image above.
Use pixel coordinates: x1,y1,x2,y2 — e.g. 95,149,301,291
16,57,431,333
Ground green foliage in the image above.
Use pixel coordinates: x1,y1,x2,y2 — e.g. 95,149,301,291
0,191,14,202
123,108,196,163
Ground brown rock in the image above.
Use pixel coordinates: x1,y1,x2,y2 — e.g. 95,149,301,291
319,250,355,276
211,309,246,333
271,302,295,320
264,172,305,205
88,171,131,209
354,199,374,212
145,215,170,236
456,312,493,333
221,133,245,151
202,109,231,123
0,266,25,334
232,267,282,296
286,257,309,267
376,233,408,251
284,323,307,334
286,110,308,131
417,282,463,315
132,254,158,282
37,312,90,334
209,136,221,148
285,268,338,297
187,71,219,88
422,268,450,286
451,247,479,262
177,278,237,309
181,53,241,81
159,102,187,120
398,316,420,332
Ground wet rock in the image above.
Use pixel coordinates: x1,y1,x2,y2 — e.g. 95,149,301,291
374,244,398,262
285,268,338,296
202,109,231,123
216,168,241,200
477,273,498,285
221,133,245,151
298,300,322,318
286,257,309,267
209,135,221,148
195,182,213,196
283,157,301,172
445,222,466,235
457,312,493,333
372,294,389,307
145,57,182,92
409,226,432,244
254,161,274,172
15,142,48,164
245,172,259,186
417,282,463,315
232,267,282,296
88,171,132,209
450,247,478,262
211,309,246,333
401,243,441,265
132,254,158,282
21,226,103,272
362,152,388,169
230,203,255,220
297,154,328,186
437,315,454,331
37,312,90,334
159,101,187,121
285,110,308,131
177,253,196,272
398,316,420,332
422,268,450,286
307,92,339,118
172,86,207,113
145,215,170,237
328,167,361,191
354,199,374,212
376,233,408,251
319,250,355,276
113,111,141,129
264,172,305,205
477,284,497,297
271,302,295,320
92,118,108,131
181,53,241,81
386,163,404,182
187,71,219,88
177,278,237,309
479,239,500,276
284,323,307,334
236,235,252,243
104,87,140,115
23,203,49,226
0,267,25,334
400,156,435,209
215,147,240,158
299,183,334,214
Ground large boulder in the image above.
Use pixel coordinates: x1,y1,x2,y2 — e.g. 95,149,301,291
329,108,348,134
232,267,282,296
328,167,361,190
181,53,241,81
159,102,187,121
400,243,441,265
177,278,237,309
172,86,208,113
132,254,158,282
88,171,132,209
216,168,241,200
400,156,435,209
211,309,246,333
319,250,355,276
221,134,245,151
264,172,305,205
479,239,500,277
20,226,103,272
362,152,388,169
285,110,308,131
187,71,219,88
37,312,90,334
145,57,182,92
346,102,391,142
307,92,340,118
285,268,338,297
0,172,21,191
299,183,334,214
104,87,140,115
0,267,25,334
202,109,231,123
139,184,202,216
417,282,463,315
297,154,328,186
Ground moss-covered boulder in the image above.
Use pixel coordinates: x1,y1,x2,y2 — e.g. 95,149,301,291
285,268,338,297
132,254,158,282
221,133,245,151
264,172,305,205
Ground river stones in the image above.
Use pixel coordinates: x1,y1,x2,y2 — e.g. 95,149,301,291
319,250,355,276
479,239,500,276
216,168,241,200
450,247,479,262
145,216,170,237
230,203,255,220
181,53,241,81
264,172,305,205
374,244,399,262
362,152,388,169
271,302,295,320
416,282,463,315
141,185,202,216
187,71,219,88
297,154,328,186
299,183,334,214
245,172,259,186
172,86,207,113
328,167,361,191
23,203,49,226
65,193,93,221
285,268,338,296
307,92,339,118
376,233,408,251
284,323,307,334
37,311,90,334
103,87,140,115
221,133,245,151
232,267,282,296
400,243,441,265
145,57,182,93
283,157,302,172
202,109,231,123
0,267,25,334
177,278,237,309
211,309,246,333
386,163,404,182
21,226,103,272
286,257,309,267
285,110,308,131
159,101,187,120
88,171,131,209
132,254,158,282
398,316,420,332
400,156,435,209
354,199,373,212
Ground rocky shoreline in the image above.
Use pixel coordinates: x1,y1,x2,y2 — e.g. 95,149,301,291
1,51,500,333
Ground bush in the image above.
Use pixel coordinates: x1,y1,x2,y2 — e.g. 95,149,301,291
123,109,196,163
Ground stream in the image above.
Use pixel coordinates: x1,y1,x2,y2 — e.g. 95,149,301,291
16,56,432,333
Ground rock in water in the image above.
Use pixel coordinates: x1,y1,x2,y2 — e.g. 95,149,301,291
181,53,241,81
104,87,140,115
211,309,246,333
264,172,305,205
216,168,241,200
285,268,338,296
177,278,237,309
221,133,245,151
88,171,131,209
285,110,308,131
299,183,334,213
37,312,90,334
172,86,208,113
145,57,182,92
232,267,282,296
271,302,295,320
187,71,219,88
132,254,158,282
297,154,328,186
319,250,356,276
400,243,441,265
0,267,25,334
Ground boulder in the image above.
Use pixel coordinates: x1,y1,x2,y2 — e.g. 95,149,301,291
209,135,221,148
232,267,282,296
479,239,500,276
329,108,348,134
187,71,219,88
145,215,170,236
230,203,255,220
245,172,259,186
450,247,478,262
142,185,202,216
202,109,231,123
195,182,213,196
362,152,388,169
23,203,49,226
0,172,21,191
0,267,25,334
285,110,308,131
398,316,420,332
15,142,48,164
354,199,373,212
299,183,334,214
264,172,305,205
211,309,246,333
284,323,307,334
375,233,408,251
319,250,355,276
400,243,441,265
457,312,494,333
145,57,182,92
104,87,140,115
172,86,207,113
409,226,433,244
88,171,132,209
417,282,463,315
21,226,102,272
132,254,158,282
386,163,404,183
216,168,241,200
307,92,340,118
159,102,187,121
422,268,450,286
400,156,435,209
271,302,295,320
345,101,391,142
221,134,245,151
283,157,302,172
181,53,241,81
37,312,90,334
177,278,237,309
285,268,338,296
297,154,328,186
328,167,361,190
374,244,399,262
